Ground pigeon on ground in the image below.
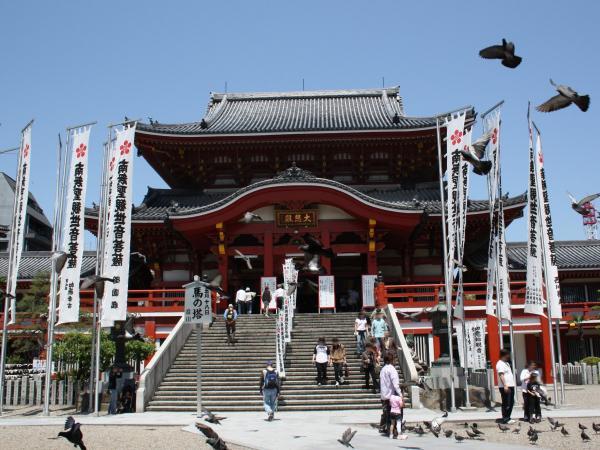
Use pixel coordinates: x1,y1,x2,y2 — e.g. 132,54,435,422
561,426,569,436
479,38,522,68
444,429,453,438
242,211,262,223
465,430,479,439
579,423,588,431
234,249,253,270
455,434,465,443
568,192,600,215
581,430,591,442
471,425,484,436
593,422,600,434
195,422,228,450
58,416,86,450
415,425,426,436
512,422,522,434
529,431,538,445
460,130,494,175
337,427,357,447
463,422,470,429
536,79,590,113
528,426,542,436
201,409,227,425
498,423,510,433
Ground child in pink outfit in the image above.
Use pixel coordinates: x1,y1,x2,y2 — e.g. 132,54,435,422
389,393,404,438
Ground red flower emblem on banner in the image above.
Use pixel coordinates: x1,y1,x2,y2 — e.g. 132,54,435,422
450,130,463,146
23,144,30,157
75,143,87,159
120,140,131,156
109,156,116,171
538,152,543,165
491,128,498,145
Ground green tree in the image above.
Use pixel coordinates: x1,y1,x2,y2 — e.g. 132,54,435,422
8,272,50,364
53,331,115,380
125,339,155,373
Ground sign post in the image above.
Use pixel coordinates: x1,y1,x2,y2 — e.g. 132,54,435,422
183,276,212,418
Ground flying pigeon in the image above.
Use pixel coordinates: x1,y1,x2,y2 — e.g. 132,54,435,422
234,249,253,270
568,192,600,215
300,234,334,259
581,430,591,442
398,310,425,322
201,409,227,425
537,79,590,113
460,130,493,175
479,39,522,68
0,288,15,299
561,426,569,436
80,275,115,297
242,211,262,223
195,422,228,450
337,427,357,447
124,315,143,341
58,416,86,450
199,275,225,296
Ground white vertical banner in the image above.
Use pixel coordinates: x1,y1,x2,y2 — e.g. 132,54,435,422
7,124,33,325
444,112,467,286
100,124,136,324
485,237,497,316
524,121,545,316
261,276,277,310
485,111,501,213
535,135,562,319
496,201,512,320
58,127,92,324
318,275,335,311
361,274,377,309
457,319,487,370
453,128,471,320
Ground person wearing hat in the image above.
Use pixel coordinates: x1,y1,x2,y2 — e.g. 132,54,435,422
223,303,238,345
274,284,286,313
243,287,256,314
235,286,247,315
259,361,280,421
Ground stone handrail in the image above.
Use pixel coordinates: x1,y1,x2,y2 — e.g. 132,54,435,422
136,315,192,412
384,303,420,407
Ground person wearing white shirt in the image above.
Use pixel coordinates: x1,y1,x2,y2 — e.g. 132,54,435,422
274,285,286,312
243,287,256,314
519,360,538,422
235,288,246,315
496,349,516,424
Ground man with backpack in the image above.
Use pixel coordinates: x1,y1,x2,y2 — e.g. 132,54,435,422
223,303,238,345
259,361,280,421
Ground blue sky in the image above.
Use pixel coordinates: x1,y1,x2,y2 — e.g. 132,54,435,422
0,0,598,244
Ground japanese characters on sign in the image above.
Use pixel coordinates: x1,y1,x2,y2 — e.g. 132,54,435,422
361,275,377,308
7,124,33,325
101,125,136,325
318,275,335,310
524,121,545,316
275,209,317,228
535,135,562,319
184,280,212,324
58,127,92,324
457,319,487,370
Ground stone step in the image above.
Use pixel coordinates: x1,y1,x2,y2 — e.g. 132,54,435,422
146,403,381,412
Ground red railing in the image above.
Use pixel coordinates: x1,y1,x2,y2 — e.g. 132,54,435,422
79,289,186,313
377,281,600,320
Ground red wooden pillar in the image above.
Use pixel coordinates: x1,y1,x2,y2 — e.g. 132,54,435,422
525,334,538,363
264,230,273,276
367,219,377,275
216,222,228,292
539,315,554,383
487,315,501,383
145,320,156,340
321,229,331,275
433,335,441,360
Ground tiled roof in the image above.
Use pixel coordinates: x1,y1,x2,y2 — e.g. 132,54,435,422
0,251,97,281
467,240,600,271
1,172,52,227
136,88,473,136
85,165,526,221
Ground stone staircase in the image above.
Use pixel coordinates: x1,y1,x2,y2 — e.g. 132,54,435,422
146,312,409,412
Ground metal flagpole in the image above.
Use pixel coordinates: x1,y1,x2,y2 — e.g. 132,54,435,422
0,123,29,415
554,319,565,404
89,140,110,411
43,132,68,415
460,318,471,408
531,121,559,409
435,115,457,412
196,322,203,417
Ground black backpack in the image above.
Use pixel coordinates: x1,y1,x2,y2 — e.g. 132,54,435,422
264,370,279,389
